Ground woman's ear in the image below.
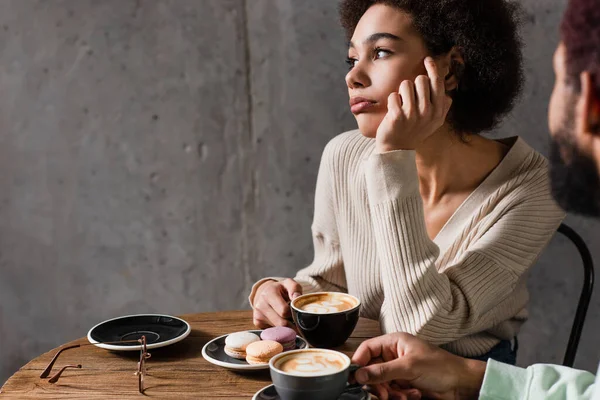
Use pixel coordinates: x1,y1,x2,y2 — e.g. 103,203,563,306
577,71,600,136
445,47,465,93
576,71,600,168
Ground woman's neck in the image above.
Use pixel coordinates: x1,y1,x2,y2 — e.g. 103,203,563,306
415,126,508,205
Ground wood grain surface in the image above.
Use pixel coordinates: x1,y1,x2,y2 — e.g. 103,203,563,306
1,311,381,399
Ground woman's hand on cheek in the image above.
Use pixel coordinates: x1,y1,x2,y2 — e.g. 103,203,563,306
375,57,453,153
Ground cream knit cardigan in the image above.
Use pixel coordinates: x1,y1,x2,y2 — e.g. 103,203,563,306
250,130,565,356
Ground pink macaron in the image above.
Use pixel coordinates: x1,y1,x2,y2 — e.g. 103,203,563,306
260,326,297,351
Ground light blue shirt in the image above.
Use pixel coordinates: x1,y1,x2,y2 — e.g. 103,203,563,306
593,363,600,400
480,359,597,399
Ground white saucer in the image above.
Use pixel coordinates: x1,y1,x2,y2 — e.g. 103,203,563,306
202,330,308,371
87,314,191,351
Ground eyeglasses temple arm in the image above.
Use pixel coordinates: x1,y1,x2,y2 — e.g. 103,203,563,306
40,345,81,378
48,364,82,383
40,338,145,378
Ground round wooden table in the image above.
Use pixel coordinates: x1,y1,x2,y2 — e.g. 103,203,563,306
0,310,381,399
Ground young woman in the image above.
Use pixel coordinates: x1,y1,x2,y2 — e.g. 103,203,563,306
249,0,565,364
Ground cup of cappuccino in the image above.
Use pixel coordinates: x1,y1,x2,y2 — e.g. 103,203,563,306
291,292,361,348
269,348,359,400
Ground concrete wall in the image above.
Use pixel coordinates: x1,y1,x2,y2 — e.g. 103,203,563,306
1,0,598,386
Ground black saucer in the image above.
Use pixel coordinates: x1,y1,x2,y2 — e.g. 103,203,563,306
87,314,191,351
253,384,371,400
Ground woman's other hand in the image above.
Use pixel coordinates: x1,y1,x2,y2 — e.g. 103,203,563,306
252,279,303,328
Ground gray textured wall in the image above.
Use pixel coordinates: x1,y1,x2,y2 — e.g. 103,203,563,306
1,0,598,386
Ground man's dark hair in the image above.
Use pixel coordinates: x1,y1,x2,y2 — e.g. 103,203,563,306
339,0,524,135
561,0,600,94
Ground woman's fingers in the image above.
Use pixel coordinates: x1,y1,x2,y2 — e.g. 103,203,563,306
386,91,403,121
424,57,444,110
424,56,453,118
262,303,292,327
254,283,295,327
414,74,431,116
375,57,452,152
399,80,416,118
252,309,271,329
281,279,303,301
270,288,293,318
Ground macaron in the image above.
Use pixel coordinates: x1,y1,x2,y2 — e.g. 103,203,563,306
260,326,297,351
245,340,283,365
224,331,260,360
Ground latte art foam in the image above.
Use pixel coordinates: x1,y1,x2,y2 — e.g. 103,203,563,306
301,299,349,314
278,352,346,376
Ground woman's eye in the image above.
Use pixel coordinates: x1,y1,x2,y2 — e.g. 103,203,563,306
375,49,390,59
345,57,358,70
346,49,390,69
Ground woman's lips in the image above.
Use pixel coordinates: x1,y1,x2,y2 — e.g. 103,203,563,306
349,97,377,114
351,101,377,114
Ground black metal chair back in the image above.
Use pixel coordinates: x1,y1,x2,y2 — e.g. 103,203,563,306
556,223,595,367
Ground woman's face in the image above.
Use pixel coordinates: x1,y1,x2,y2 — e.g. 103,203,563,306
346,4,430,138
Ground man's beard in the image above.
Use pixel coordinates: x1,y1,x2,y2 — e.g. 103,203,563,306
549,125,600,217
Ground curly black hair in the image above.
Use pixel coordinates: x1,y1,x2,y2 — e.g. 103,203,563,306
561,0,600,95
339,0,525,135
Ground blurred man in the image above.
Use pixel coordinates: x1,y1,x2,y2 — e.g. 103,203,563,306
351,0,600,398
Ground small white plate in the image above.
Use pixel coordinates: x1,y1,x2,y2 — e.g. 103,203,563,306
202,330,308,371
87,314,191,351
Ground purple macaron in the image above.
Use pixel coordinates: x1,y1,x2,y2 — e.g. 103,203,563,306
260,327,297,351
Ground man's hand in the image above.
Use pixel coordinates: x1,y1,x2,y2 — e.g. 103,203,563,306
352,333,486,400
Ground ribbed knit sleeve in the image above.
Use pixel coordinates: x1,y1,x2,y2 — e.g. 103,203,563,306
365,149,564,347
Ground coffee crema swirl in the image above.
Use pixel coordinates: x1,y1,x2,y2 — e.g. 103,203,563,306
277,352,346,376
299,299,354,314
